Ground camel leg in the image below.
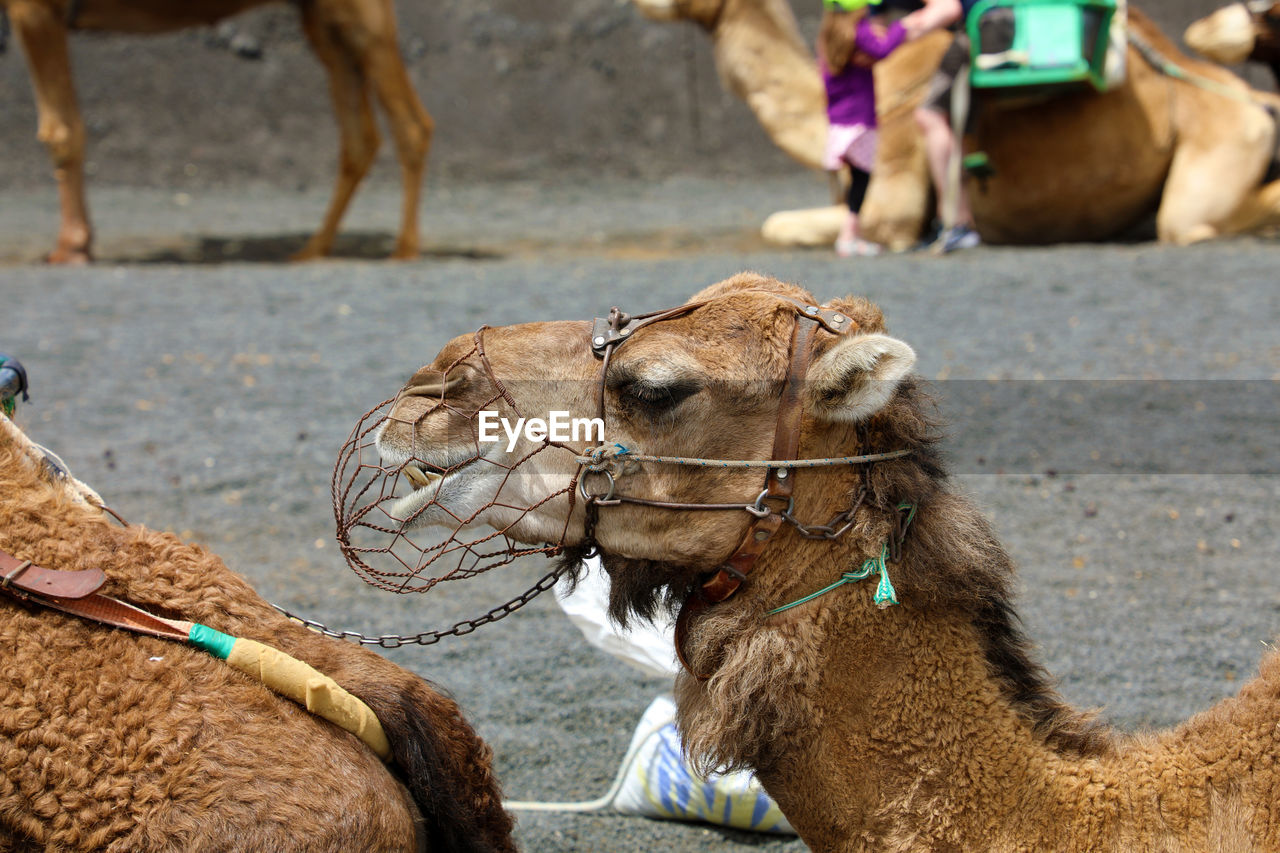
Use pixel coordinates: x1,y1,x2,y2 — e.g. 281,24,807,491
9,1,92,264
1216,178,1280,236
1156,106,1273,244
293,3,382,261
357,0,432,260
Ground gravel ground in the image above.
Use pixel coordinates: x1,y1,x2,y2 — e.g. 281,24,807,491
1,178,1278,852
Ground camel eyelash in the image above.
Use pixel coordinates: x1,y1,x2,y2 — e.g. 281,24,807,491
613,377,701,415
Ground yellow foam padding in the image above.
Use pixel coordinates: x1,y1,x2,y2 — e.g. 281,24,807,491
226,638,392,761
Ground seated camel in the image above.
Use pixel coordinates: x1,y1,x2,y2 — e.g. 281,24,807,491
361,273,1280,850
1,0,431,263
630,0,1280,248
0,415,514,852
1185,0,1280,86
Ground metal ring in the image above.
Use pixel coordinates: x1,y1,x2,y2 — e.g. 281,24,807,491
748,489,794,518
579,469,616,502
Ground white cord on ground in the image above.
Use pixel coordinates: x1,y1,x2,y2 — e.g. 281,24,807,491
503,721,668,813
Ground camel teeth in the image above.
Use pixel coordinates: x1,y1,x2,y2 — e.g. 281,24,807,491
403,464,442,490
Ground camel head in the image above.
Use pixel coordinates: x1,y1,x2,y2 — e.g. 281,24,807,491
354,273,923,622
1185,2,1280,67
630,0,725,27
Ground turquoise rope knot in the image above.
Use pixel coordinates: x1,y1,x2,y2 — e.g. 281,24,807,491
583,442,632,472
869,546,898,608
838,544,898,608
765,503,914,615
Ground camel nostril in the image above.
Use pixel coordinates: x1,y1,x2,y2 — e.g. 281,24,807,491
400,371,467,400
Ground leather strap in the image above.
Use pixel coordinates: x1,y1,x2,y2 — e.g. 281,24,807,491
20,590,191,642
591,301,711,356
674,316,819,676
0,547,105,599
589,294,853,356
698,316,813,604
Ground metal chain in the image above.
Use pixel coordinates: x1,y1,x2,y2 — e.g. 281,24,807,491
780,485,868,540
270,562,571,648
581,495,602,557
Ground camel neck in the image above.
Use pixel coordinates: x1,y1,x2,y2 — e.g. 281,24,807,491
706,0,828,169
670,457,1277,849
755,602,1077,850
748,577,1270,850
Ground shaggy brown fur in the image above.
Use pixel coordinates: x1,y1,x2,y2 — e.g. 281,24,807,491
0,421,514,852
387,273,1280,851
2,0,431,263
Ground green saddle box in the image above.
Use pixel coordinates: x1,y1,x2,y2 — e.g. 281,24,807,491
967,0,1118,92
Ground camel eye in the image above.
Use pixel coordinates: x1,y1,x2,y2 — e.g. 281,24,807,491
614,377,701,417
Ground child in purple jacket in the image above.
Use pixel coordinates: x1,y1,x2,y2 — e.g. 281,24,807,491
819,0,907,257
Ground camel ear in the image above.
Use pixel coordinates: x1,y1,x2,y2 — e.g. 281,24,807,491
805,333,916,422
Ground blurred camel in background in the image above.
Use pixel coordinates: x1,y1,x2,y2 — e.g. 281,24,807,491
1185,1,1280,85
630,0,1280,249
1,0,432,263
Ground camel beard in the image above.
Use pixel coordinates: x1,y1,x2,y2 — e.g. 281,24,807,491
552,543,824,776
674,599,830,776
556,545,702,630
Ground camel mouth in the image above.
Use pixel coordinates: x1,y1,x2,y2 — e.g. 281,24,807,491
391,462,447,519
373,433,489,527
385,458,487,526
402,462,443,490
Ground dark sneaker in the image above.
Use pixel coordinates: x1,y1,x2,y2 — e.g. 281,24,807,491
933,224,981,254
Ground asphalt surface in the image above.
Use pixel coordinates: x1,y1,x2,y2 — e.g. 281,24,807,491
2,177,1278,852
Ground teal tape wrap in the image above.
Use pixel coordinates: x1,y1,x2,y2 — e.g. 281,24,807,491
188,623,237,660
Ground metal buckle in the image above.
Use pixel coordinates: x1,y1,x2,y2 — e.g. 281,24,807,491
590,315,639,356
802,305,853,336
0,560,32,589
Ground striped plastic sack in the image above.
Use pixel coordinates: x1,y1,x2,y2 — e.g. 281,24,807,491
611,694,795,834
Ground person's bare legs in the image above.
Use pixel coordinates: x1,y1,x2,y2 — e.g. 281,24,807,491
914,105,973,228
835,210,858,256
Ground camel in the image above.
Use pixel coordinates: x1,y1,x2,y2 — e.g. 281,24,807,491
1185,1,1280,86
366,272,1280,851
630,0,1280,248
1,0,432,263
0,415,514,851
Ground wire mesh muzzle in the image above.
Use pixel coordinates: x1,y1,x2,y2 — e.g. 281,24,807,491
332,339,583,595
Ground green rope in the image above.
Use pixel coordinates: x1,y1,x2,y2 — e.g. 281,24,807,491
1127,29,1266,109
766,503,915,615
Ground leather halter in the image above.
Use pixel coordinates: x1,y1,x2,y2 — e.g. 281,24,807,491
585,294,858,674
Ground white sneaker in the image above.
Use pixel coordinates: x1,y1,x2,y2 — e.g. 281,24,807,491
835,238,882,258
933,225,981,254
